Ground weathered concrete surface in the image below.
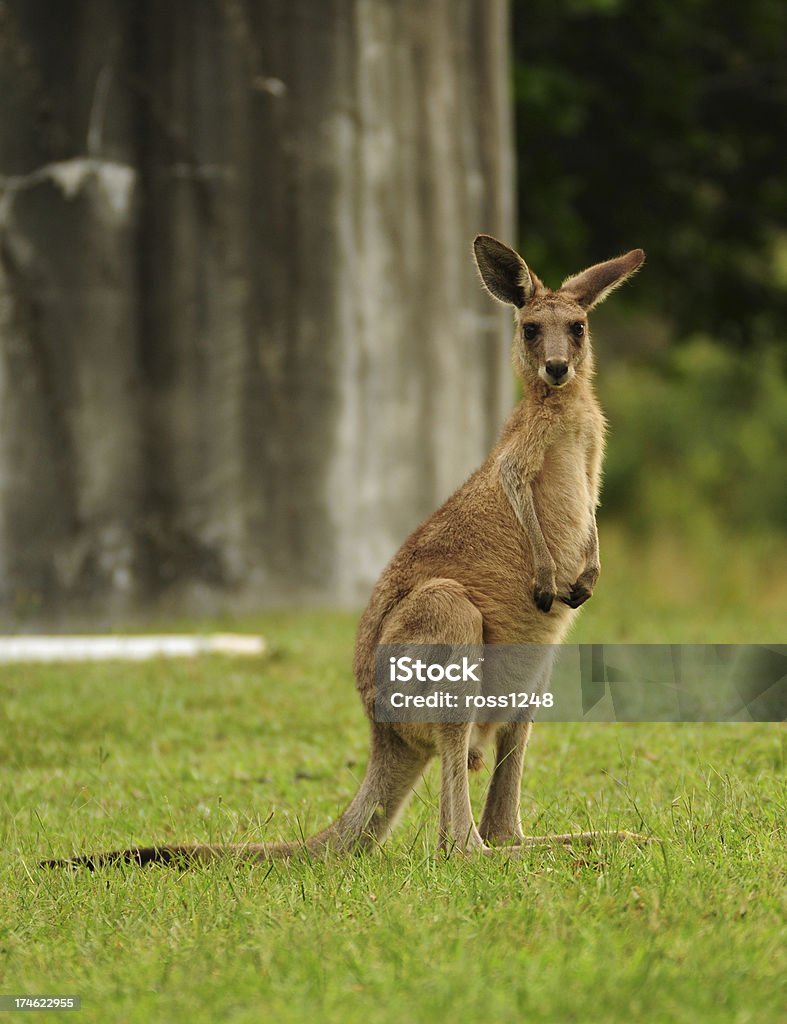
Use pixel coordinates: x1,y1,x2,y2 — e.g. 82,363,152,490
0,0,513,623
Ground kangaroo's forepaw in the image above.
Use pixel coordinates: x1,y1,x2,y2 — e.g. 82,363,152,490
560,581,593,608
532,566,557,613
533,585,555,613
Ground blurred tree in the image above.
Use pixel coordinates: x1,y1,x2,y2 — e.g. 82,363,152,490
0,0,513,622
512,0,787,347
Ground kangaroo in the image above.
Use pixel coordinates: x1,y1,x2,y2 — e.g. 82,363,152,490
45,236,646,868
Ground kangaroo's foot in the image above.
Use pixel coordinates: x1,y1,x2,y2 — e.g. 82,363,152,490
484,830,659,854
480,827,527,847
438,831,489,858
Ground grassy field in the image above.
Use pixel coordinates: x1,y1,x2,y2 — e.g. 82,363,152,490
1,530,785,1023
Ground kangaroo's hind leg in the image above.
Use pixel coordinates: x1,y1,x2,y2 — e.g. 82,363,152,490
478,720,532,846
476,653,655,852
435,723,486,854
378,578,486,855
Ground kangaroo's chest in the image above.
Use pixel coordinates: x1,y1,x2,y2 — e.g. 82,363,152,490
536,440,592,505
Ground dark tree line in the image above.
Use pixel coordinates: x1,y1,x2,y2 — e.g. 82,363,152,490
512,0,787,348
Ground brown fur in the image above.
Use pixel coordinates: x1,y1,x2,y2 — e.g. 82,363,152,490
44,237,649,869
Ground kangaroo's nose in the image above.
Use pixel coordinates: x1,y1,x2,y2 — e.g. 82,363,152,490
545,359,569,381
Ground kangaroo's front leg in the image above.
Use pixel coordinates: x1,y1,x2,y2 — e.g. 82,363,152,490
561,504,600,609
499,455,556,614
437,724,485,854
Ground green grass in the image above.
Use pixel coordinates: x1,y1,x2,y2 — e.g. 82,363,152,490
1,531,785,1023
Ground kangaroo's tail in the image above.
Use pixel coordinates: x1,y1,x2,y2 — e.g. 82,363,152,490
42,728,428,869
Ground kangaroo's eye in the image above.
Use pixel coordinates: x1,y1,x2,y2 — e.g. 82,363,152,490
570,321,585,339
523,323,539,341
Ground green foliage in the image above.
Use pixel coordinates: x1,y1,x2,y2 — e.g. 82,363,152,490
1,604,785,1022
599,338,787,533
512,0,787,347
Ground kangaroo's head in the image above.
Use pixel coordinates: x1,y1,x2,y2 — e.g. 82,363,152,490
473,236,645,389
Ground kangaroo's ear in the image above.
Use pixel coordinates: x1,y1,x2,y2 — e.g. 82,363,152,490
473,235,538,308
560,249,645,310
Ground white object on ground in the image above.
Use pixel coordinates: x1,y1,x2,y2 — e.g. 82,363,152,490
0,634,266,663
